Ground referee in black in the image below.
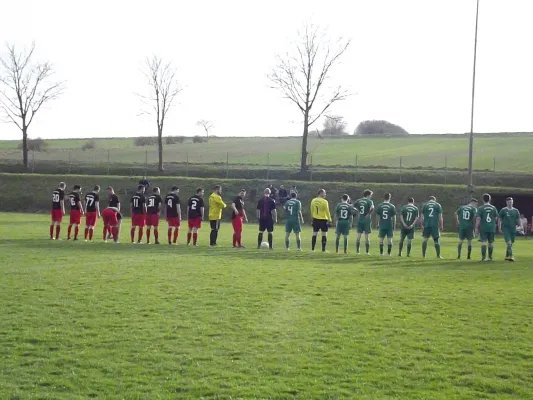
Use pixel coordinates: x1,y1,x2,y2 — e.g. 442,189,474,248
256,188,277,249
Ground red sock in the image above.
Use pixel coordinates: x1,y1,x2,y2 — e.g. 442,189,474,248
84,228,89,240
154,229,159,241
130,228,135,242
168,228,172,243
233,233,237,247
112,227,119,241
146,229,151,243
67,225,72,239
193,233,198,245
138,228,144,243
103,227,108,241
50,225,54,238
173,229,179,243
74,226,79,239
55,225,61,239
187,232,192,244
89,229,94,241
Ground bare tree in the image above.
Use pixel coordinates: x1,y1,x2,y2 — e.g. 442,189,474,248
138,55,182,171
268,25,350,172
196,119,214,141
0,42,64,168
321,115,348,136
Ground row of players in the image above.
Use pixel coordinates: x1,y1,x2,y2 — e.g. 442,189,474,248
49,183,520,261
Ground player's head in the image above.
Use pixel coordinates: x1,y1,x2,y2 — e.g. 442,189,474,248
428,196,436,202
171,185,179,194
93,185,100,193
363,189,373,198
341,194,349,203
58,182,66,190
196,187,204,197
520,213,525,218
470,198,478,206
264,188,271,196
107,186,115,194
280,185,284,189
483,193,491,204
213,185,222,194
317,189,326,198
290,192,297,199
408,197,414,204
506,197,513,207
384,193,391,202
73,184,81,192
137,184,145,193
153,186,160,195
239,189,246,197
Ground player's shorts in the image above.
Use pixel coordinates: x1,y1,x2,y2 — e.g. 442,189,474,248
336,221,351,236
378,227,394,239
146,214,159,227
312,219,329,233
51,209,63,223
188,217,202,229
479,231,495,243
166,217,181,228
458,227,474,241
400,227,414,240
259,218,274,233
285,219,301,234
232,216,243,233
423,226,440,240
69,210,81,225
131,213,146,227
502,228,516,243
85,211,98,226
357,220,371,234
210,220,221,231
102,209,118,226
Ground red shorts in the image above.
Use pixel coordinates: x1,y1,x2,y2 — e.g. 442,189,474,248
70,210,81,225
167,217,181,227
232,216,243,233
86,211,98,226
146,214,159,227
188,217,202,229
131,214,146,227
102,209,118,226
51,209,63,222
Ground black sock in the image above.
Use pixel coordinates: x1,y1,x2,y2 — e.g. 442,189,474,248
344,237,348,253
407,243,412,256
435,242,441,257
356,240,361,253
379,244,384,255
257,232,263,247
335,236,340,253
213,229,218,245
467,245,472,259
365,242,370,254
321,236,327,252
399,240,404,255
488,245,493,259
387,244,392,255
296,239,301,249
268,233,273,249
285,237,290,249
458,243,462,258
210,230,216,245
422,241,427,257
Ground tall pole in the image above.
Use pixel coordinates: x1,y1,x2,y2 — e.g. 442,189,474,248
468,0,480,200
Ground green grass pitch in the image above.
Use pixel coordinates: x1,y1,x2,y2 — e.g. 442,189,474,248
1,213,533,399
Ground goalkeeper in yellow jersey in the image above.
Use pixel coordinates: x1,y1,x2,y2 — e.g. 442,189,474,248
310,189,332,252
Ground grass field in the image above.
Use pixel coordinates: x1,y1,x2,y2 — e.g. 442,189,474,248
2,213,533,399
1,135,532,172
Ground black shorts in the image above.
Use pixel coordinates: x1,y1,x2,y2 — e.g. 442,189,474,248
312,219,329,233
259,218,274,233
210,220,220,230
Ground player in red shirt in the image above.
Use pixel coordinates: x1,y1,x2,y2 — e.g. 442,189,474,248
130,185,147,244
146,187,163,244
165,186,182,245
84,185,101,241
50,182,66,240
67,185,84,241
101,206,120,243
187,187,205,246
231,189,248,248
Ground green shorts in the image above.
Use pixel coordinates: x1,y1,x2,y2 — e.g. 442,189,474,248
285,220,301,234
423,226,440,240
378,227,394,239
357,220,371,234
458,227,474,241
502,228,516,244
400,227,415,240
336,221,351,236
479,231,495,243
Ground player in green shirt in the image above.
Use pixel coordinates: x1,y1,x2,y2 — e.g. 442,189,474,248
398,197,419,257
375,193,396,256
283,192,304,251
353,189,374,255
455,198,478,260
335,194,355,254
498,197,520,262
420,196,444,259
475,193,499,261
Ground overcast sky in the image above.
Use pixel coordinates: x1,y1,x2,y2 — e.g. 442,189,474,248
0,0,532,139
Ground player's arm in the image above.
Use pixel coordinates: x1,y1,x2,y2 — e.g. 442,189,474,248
455,209,460,226
412,215,419,229
242,208,248,223
272,208,278,224
219,197,227,209
392,215,397,231
400,214,407,228
116,197,121,212
497,210,503,232
299,210,304,225
475,215,480,234
439,213,444,231
61,197,65,215
78,199,84,214
177,203,182,220
325,201,332,222
143,200,147,214
200,206,205,220
231,202,239,216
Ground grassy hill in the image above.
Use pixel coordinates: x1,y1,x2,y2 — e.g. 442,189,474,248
0,135,531,172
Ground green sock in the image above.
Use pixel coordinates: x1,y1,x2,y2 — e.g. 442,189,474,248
458,243,462,258
435,243,441,257
398,240,404,255
488,245,494,259
481,245,487,259
407,243,412,256
335,237,340,253
508,244,513,257
422,241,428,257
344,237,348,253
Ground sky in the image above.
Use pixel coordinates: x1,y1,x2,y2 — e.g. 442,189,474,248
0,0,532,139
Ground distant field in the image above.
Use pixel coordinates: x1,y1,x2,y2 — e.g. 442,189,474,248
0,135,531,172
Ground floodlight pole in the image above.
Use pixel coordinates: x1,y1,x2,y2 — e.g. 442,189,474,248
467,0,480,200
